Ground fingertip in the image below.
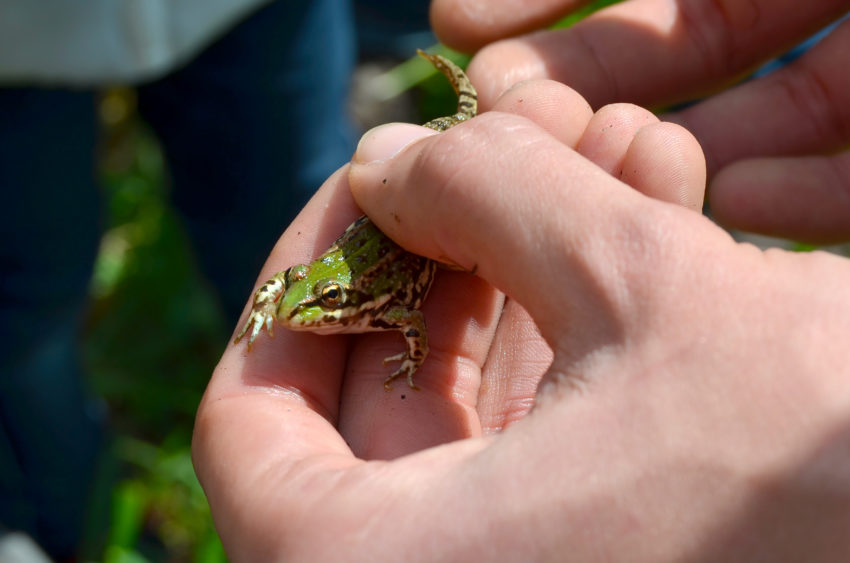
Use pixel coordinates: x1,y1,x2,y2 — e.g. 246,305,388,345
353,123,438,165
492,79,593,147
577,103,658,174
431,0,578,53
577,104,706,210
349,124,439,233
622,121,706,211
430,0,491,52
467,40,550,109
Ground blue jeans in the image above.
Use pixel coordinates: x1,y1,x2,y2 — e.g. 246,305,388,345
0,0,356,557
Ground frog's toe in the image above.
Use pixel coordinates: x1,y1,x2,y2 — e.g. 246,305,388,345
263,314,274,338
234,323,249,344
382,369,407,391
234,309,275,350
382,354,421,390
249,312,274,342
382,376,396,391
234,314,256,345
247,317,262,345
382,351,407,365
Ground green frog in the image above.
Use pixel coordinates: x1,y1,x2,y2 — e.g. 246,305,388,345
234,50,478,390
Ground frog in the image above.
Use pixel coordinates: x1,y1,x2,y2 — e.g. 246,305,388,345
234,50,478,390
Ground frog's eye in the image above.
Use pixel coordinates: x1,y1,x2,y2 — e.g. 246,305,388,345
319,282,346,308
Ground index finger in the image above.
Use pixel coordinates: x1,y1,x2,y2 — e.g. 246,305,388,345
438,0,848,109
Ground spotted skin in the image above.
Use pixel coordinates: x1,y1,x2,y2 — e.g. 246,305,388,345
235,51,477,389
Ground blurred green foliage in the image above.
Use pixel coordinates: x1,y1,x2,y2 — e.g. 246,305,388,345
83,88,226,562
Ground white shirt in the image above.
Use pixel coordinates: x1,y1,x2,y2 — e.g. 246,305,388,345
0,0,270,85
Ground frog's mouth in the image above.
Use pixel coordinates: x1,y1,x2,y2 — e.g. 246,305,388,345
283,292,394,334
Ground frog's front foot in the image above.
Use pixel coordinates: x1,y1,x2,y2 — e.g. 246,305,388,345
234,275,285,349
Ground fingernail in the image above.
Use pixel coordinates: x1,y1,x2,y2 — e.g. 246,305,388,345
353,123,437,164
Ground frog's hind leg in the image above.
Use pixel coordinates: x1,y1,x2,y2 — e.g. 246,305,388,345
379,308,429,390
417,49,477,131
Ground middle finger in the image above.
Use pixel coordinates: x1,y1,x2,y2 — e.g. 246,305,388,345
467,0,848,109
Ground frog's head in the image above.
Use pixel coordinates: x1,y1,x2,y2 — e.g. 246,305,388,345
276,264,355,330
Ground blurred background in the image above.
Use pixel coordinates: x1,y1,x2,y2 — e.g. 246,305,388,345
0,1,442,560
3,0,841,561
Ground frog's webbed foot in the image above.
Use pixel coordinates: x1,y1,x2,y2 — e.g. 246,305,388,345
381,309,428,390
234,274,286,349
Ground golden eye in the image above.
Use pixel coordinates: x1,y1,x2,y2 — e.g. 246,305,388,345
319,282,345,307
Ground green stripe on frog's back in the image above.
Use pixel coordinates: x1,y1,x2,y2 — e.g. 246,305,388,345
332,216,436,313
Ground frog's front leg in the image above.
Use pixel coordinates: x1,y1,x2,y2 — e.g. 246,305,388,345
378,307,429,390
234,272,287,348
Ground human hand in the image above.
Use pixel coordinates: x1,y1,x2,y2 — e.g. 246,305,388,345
431,0,850,243
193,80,850,560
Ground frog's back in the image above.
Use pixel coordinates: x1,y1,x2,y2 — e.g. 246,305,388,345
335,216,436,319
